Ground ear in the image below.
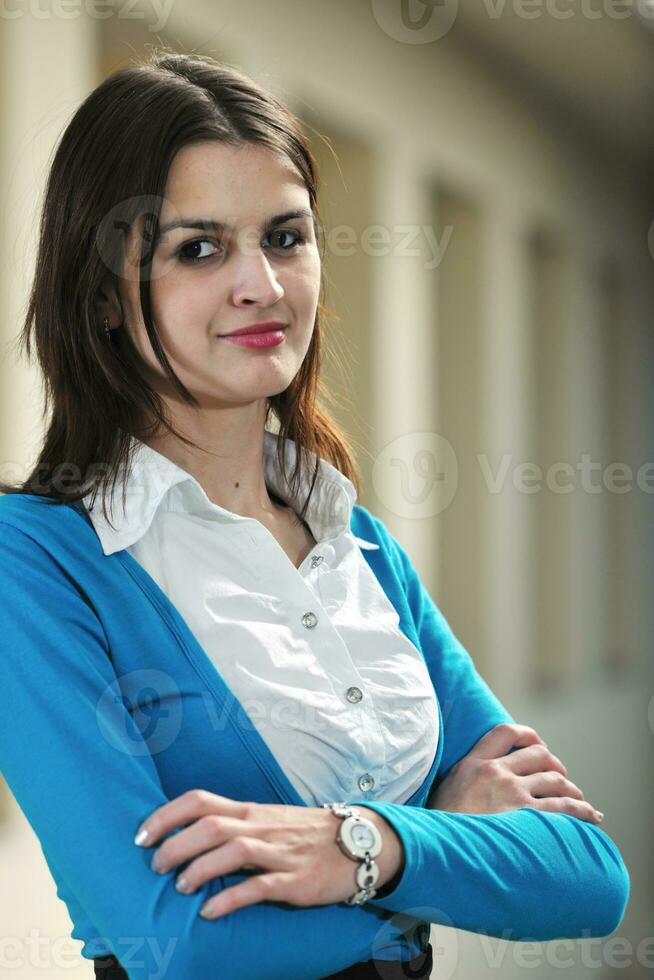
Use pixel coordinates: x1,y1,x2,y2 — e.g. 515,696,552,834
93,277,123,328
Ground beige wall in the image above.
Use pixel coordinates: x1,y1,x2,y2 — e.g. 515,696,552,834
0,11,104,977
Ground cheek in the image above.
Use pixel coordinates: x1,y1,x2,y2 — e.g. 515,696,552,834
125,298,205,379
148,279,221,361
285,254,322,311
151,270,213,322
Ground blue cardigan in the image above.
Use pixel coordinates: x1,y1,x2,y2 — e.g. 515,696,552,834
0,494,629,979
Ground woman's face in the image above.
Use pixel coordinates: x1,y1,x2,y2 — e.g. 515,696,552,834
120,141,321,407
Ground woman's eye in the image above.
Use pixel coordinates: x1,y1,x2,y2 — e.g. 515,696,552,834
176,229,305,265
177,239,223,264
267,229,305,251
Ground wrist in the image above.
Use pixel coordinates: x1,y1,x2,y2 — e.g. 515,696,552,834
354,805,405,892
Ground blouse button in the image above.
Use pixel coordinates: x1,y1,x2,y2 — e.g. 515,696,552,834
310,555,324,568
302,611,318,629
358,773,375,792
346,686,363,703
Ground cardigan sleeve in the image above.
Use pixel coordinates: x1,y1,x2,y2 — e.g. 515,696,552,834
0,521,399,980
347,526,630,941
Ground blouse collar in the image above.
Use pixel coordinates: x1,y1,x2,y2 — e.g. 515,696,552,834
83,429,359,557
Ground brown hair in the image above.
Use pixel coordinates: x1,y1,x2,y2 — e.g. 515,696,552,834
0,46,361,530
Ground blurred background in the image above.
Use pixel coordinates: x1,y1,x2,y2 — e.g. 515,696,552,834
0,0,652,977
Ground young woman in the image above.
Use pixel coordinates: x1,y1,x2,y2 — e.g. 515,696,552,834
0,50,628,980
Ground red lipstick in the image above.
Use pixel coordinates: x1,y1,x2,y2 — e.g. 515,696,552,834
218,320,287,349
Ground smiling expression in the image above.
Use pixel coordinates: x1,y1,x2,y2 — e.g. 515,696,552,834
120,140,322,408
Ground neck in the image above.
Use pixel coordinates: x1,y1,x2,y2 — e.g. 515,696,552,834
143,399,283,520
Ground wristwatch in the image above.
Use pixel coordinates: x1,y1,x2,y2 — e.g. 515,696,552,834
321,802,383,905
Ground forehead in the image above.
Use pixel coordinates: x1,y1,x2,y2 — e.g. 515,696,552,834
161,141,308,222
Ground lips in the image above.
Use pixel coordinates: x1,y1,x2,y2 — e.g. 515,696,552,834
220,321,287,338
217,324,288,350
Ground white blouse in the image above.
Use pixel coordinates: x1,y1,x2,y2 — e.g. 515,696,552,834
84,429,439,808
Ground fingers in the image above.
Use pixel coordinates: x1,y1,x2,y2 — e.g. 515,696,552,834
521,769,585,801
467,722,547,760
150,813,246,874
136,789,249,848
179,837,282,903
501,742,568,777
199,867,286,920
527,796,604,824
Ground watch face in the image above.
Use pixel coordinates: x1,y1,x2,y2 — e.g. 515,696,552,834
352,823,375,849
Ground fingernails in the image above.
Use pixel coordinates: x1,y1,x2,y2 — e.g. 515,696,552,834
595,810,604,822
150,852,167,874
134,827,150,847
175,877,192,894
199,900,214,918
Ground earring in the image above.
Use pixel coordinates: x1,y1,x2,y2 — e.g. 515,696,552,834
103,316,111,339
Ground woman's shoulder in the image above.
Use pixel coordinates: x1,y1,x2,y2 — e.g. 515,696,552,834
350,501,385,546
350,503,415,584
351,502,405,558
0,493,97,551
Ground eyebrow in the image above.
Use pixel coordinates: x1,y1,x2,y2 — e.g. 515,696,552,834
157,208,315,238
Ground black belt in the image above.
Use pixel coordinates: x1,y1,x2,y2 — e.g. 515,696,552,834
94,941,433,978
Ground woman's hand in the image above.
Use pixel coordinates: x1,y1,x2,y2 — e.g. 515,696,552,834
135,790,404,919
425,722,604,824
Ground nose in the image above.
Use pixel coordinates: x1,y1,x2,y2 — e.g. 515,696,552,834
230,247,284,308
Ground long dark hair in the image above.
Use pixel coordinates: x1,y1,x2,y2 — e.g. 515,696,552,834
0,46,361,530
